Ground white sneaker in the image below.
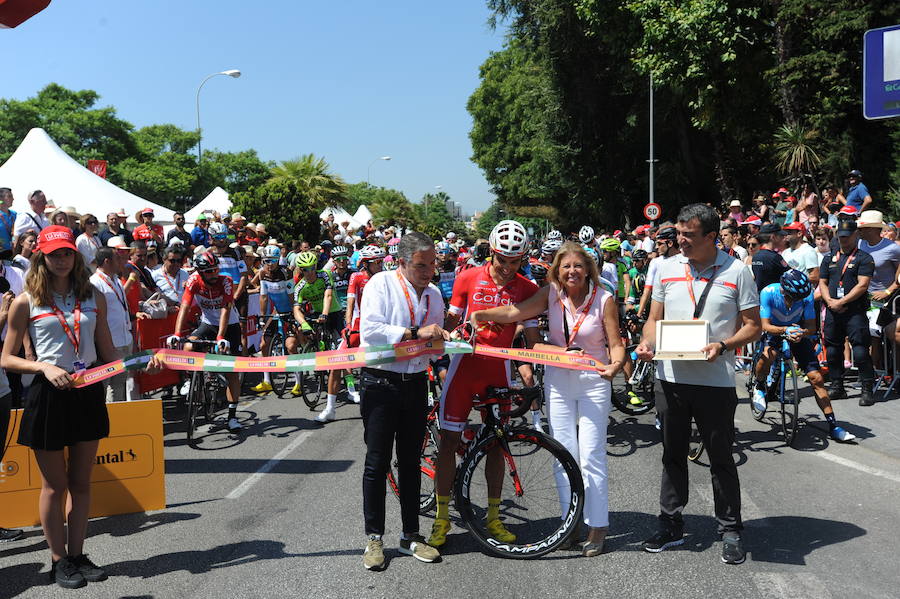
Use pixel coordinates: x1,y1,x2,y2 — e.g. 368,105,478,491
315,407,336,423
349,390,361,404
179,380,191,396
752,389,767,415
227,417,242,432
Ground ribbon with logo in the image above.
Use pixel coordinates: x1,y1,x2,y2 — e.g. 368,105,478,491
71,339,607,388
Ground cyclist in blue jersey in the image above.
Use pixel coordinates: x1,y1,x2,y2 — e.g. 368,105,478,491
754,269,856,442
251,246,297,393
433,241,457,306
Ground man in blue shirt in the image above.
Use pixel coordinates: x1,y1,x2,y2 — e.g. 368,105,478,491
844,169,872,213
190,213,211,247
0,188,17,252
755,270,856,442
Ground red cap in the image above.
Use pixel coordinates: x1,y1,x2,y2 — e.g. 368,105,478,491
786,196,797,202
778,187,789,194
782,221,804,231
771,193,780,199
36,225,77,254
140,207,155,216
744,216,762,226
839,205,859,215
613,229,622,236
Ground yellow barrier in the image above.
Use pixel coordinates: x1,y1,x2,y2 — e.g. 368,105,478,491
0,399,166,528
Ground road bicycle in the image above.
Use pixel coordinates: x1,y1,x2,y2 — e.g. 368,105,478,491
613,313,656,416
259,312,295,397
176,339,229,443
387,387,441,514
746,334,800,446
295,311,337,409
391,379,584,558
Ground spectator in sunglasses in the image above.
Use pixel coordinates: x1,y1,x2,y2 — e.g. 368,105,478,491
152,248,189,308
75,213,102,270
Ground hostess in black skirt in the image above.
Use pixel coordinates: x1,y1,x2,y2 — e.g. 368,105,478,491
17,377,109,451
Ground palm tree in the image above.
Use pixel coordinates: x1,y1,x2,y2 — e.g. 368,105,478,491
773,123,821,178
269,153,347,208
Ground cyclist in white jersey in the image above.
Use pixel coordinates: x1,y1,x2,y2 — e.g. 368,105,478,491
251,246,297,393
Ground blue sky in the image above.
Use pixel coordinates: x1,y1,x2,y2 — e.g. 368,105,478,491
2,1,509,215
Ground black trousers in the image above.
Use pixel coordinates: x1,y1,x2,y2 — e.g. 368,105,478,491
824,309,875,385
360,369,427,536
658,382,742,534
0,392,10,462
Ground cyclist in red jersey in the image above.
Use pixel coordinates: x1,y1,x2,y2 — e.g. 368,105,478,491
169,251,244,432
428,220,540,548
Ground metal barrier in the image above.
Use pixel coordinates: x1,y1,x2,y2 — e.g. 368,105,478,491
874,294,900,400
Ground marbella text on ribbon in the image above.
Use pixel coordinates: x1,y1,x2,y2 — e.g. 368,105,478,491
71,339,607,389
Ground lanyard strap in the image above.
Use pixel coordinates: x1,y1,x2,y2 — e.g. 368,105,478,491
97,272,127,312
163,270,183,293
837,249,857,287
559,284,597,347
49,298,82,358
684,263,720,320
396,271,429,327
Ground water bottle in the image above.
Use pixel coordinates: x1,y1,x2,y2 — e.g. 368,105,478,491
345,373,356,393
630,350,639,361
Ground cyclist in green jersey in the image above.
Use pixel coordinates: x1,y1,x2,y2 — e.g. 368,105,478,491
622,249,650,406
599,238,631,315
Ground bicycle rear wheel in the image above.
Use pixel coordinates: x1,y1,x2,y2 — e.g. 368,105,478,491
388,421,440,514
614,360,655,416
455,427,584,559
781,358,800,447
687,418,704,462
270,335,289,396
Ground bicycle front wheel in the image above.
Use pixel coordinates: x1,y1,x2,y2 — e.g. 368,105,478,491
388,421,440,514
687,419,705,462
186,372,205,443
781,358,800,447
298,341,324,409
454,427,584,559
270,335,289,396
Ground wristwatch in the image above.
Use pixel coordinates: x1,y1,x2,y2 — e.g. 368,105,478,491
409,326,419,340
718,341,728,354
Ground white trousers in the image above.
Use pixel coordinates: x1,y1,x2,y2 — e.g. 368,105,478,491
104,345,137,402
545,367,611,528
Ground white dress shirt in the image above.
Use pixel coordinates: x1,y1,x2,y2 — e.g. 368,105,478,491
360,269,444,374
90,270,133,348
13,210,48,238
152,267,188,304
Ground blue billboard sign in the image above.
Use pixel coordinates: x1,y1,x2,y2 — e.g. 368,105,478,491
863,24,900,120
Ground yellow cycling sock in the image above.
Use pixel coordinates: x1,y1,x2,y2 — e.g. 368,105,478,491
487,497,501,522
435,495,450,521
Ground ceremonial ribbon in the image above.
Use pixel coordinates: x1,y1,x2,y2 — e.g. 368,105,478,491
71,340,609,388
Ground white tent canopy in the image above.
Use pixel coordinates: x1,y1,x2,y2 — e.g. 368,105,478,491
0,128,176,224
353,204,373,226
319,206,364,230
185,186,231,221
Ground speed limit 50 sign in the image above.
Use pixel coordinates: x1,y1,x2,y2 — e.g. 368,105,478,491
643,203,661,221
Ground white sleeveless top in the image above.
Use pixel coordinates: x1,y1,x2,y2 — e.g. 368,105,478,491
546,282,611,363
27,290,99,371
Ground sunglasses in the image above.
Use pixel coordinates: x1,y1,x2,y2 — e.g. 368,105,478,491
748,242,759,248
85,219,99,225
167,257,185,263
212,235,228,241
264,259,279,265
199,267,219,274
301,267,316,272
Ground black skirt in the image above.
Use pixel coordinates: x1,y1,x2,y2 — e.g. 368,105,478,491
17,377,109,451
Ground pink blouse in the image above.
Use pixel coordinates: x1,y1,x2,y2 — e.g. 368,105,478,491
546,282,611,363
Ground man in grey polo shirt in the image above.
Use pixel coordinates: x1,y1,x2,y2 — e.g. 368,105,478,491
636,203,761,565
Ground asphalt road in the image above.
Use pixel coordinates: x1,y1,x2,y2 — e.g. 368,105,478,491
3,372,900,599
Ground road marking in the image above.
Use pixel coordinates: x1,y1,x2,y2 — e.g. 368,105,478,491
752,573,831,599
226,430,315,499
812,450,900,484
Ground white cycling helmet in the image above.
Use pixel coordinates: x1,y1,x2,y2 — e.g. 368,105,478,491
541,239,562,254
331,245,349,258
359,245,386,261
446,231,457,240
547,229,563,241
578,225,595,244
209,222,229,238
489,220,529,258
262,245,281,260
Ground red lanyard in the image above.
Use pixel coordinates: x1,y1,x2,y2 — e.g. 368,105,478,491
837,249,857,288
97,272,127,312
559,284,597,346
684,263,719,320
49,297,82,359
396,271,429,327
163,269,182,294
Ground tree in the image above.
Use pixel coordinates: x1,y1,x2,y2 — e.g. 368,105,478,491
370,188,418,228
772,123,821,179
269,154,347,207
231,178,322,243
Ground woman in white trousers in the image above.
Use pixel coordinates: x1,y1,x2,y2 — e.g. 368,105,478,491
471,242,625,556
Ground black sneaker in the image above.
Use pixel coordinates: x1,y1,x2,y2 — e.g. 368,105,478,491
641,527,684,553
859,387,875,407
71,554,108,582
50,557,87,589
0,527,23,542
721,532,746,565
828,384,847,400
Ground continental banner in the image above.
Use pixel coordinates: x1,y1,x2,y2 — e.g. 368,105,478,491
0,399,166,529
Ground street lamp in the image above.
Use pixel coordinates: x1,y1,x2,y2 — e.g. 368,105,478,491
367,156,391,185
196,69,241,166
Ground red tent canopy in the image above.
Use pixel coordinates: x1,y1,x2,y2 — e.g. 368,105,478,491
0,0,50,28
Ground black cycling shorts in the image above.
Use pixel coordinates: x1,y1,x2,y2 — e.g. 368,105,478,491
191,322,242,356
262,314,297,339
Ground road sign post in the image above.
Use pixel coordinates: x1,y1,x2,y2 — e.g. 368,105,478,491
863,24,900,120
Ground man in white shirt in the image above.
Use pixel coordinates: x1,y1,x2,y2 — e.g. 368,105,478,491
358,231,448,571
780,222,820,285
152,247,189,309
12,190,49,239
90,247,135,402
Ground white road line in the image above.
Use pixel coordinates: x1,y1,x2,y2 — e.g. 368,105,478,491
812,450,900,484
752,573,832,599
226,430,315,499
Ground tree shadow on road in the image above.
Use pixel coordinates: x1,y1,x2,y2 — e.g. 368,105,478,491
106,539,301,579
2,562,49,598
745,515,866,565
